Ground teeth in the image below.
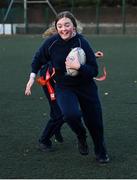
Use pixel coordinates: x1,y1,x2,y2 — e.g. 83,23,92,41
62,32,68,35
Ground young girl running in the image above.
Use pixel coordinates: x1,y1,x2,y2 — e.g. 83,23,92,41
25,11,109,163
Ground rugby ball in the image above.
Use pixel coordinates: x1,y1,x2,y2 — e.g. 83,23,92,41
66,47,86,76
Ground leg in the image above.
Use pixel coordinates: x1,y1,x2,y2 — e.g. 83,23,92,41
81,102,107,155
39,85,64,147
77,85,109,162
56,86,86,138
56,86,88,155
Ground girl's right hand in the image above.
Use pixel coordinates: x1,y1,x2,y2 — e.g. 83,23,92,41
95,51,104,58
25,78,34,96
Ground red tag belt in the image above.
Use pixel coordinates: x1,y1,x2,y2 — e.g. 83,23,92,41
36,68,56,101
37,66,107,101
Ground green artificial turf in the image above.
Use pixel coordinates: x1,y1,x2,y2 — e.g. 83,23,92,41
0,35,137,179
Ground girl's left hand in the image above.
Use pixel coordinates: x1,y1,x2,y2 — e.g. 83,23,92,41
65,51,80,70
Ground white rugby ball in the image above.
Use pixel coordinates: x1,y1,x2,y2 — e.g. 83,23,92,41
66,47,86,76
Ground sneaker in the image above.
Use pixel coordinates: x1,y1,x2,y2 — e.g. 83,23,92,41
96,154,110,163
54,131,64,143
77,137,89,155
38,143,53,152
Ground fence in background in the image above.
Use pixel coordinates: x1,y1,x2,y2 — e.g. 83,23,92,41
0,0,137,35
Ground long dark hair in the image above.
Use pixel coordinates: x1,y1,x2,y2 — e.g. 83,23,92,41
55,11,77,29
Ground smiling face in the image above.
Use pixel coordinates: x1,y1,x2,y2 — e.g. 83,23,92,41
56,17,76,41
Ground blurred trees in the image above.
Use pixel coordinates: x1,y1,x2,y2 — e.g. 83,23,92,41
101,0,137,6
52,0,137,7
0,0,137,8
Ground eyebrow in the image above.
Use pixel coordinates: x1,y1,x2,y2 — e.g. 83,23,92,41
57,22,71,26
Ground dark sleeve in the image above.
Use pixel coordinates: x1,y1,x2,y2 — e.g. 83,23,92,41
78,38,98,78
31,40,50,74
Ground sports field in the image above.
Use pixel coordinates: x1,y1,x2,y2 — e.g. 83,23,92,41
0,34,137,179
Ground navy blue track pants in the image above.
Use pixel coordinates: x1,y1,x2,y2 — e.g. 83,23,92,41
56,83,107,155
